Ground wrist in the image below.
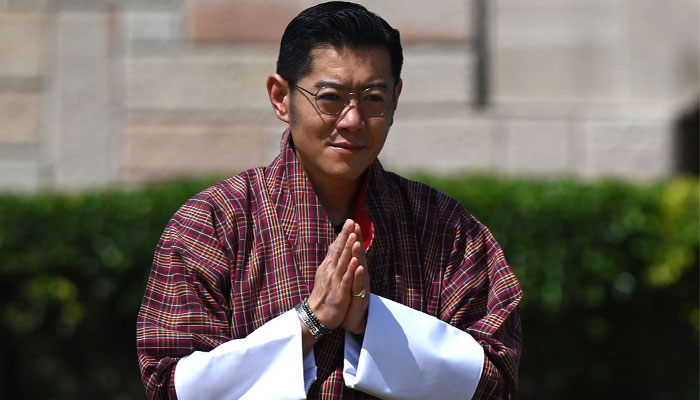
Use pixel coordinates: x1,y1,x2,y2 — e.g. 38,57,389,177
295,299,332,340
299,317,318,343
344,307,368,335
350,314,368,334
306,296,335,329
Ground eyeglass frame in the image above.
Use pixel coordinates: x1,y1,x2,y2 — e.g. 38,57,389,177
293,85,395,117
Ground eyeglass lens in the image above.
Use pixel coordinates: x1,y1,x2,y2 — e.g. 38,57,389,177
315,87,391,116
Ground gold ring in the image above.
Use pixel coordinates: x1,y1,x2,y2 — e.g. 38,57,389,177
352,289,367,298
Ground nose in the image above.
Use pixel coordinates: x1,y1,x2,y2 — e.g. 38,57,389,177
336,97,365,132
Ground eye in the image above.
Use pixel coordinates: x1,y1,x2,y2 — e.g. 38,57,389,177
364,94,386,102
318,93,342,101
362,90,388,103
316,88,345,102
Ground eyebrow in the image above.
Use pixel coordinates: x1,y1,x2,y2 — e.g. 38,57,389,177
313,80,389,90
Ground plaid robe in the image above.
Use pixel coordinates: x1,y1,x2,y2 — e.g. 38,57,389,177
137,129,522,399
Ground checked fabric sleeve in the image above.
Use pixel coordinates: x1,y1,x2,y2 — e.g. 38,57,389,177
444,212,522,399
137,186,321,400
136,192,237,399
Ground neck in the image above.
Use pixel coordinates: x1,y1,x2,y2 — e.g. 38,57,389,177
308,173,363,226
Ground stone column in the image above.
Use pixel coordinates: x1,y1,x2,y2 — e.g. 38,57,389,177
48,9,123,188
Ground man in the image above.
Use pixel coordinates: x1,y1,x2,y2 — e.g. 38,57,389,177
137,2,521,399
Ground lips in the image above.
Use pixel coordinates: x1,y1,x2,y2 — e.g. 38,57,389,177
329,142,365,153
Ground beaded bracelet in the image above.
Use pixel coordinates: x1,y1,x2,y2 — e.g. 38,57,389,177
295,298,331,339
303,299,331,336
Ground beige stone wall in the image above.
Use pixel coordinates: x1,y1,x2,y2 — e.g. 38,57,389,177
0,0,697,191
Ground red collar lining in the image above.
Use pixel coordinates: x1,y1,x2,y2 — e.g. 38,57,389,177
354,180,374,251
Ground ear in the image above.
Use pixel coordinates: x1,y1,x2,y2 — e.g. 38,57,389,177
267,73,291,123
392,79,403,111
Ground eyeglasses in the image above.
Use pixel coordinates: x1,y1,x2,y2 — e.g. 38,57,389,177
294,85,393,117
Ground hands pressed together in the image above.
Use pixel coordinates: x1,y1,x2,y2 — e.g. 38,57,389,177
306,219,371,339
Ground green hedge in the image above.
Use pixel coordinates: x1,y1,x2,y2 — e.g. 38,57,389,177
0,176,697,399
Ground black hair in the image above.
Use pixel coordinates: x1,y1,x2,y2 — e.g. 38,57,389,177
276,1,403,89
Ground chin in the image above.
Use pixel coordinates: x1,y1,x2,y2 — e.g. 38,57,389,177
327,166,367,182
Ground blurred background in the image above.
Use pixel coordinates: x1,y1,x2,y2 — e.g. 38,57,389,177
0,0,697,398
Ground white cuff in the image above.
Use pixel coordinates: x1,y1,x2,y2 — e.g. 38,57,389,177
174,309,311,400
343,294,484,400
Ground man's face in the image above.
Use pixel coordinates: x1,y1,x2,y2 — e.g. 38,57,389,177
289,46,401,188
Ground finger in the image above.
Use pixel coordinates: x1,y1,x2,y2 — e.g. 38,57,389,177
352,231,368,269
336,232,356,277
330,219,353,265
354,223,363,247
340,257,358,298
341,256,359,292
351,265,364,296
355,241,370,289
352,240,363,263
324,241,336,261
318,241,336,276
